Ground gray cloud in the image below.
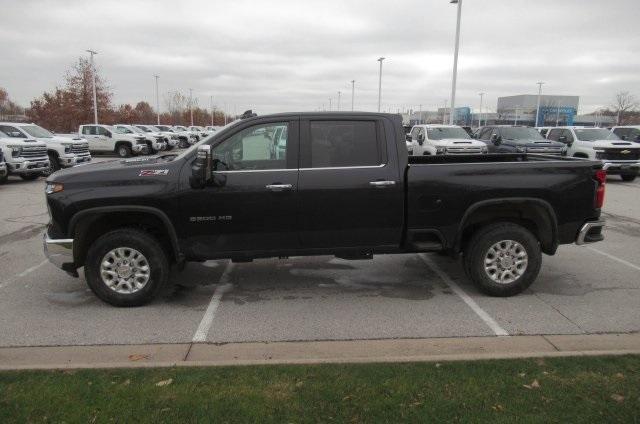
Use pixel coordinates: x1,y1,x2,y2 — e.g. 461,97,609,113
2,0,639,115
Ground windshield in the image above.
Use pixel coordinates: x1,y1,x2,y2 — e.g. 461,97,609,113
192,126,204,131
574,128,619,141
426,127,471,140
156,125,171,131
21,125,54,138
175,121,241,161
501,127,545,140
112,126,128,134
175,126,187,131
135,125,153,132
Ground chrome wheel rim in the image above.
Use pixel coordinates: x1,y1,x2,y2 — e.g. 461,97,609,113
100,248,150,294
483,240,528,285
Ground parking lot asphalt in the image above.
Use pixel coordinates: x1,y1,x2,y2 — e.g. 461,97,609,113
0,156,639,348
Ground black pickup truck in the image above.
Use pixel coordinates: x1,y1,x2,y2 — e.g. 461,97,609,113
44,112,606,306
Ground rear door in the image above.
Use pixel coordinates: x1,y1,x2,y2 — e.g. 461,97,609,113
81,125,101,151
297,117,403,249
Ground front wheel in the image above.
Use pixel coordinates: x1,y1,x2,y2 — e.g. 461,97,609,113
464,222,541,297
116,144,132,158
85,229,169,306
44,153,61,176
621,173,637,182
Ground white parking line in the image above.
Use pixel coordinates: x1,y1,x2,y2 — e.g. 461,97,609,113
586,246,640,272
419,254,509,336
0,259,49,288
192,262,234,343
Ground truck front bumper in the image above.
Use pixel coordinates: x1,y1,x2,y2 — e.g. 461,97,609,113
7,159,50,174
602,161,640,174
59,154,92,168
0,162,7,177
576,220,605,245
133,144,149,155
43,233,76,273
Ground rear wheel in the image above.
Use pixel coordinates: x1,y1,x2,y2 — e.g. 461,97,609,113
621,172,637,182
85,229,169,306
464,222,541,297
116,144,132,158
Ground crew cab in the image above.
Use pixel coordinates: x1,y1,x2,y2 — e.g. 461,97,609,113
0,130,49,183
476,126,567,155
610,126,640,143
407,124,488,155
77,124,149,157
114,124,167,154
546,126,640,181
136,125,179,150
0,123,90,174
44,112,606,306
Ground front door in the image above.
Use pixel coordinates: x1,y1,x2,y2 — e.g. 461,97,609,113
297,117,404,249
180,118,300,257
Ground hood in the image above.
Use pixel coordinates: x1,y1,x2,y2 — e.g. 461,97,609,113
49,135,87,144
432,138,486,147
0,138,46,147
47,155,180,182
505,138,564,147
591,140,635,149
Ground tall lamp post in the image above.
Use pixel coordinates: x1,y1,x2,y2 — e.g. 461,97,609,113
351,80,355,111
210,95,214,126
87,49,98,124
154,75,160,125
189,88,194,126
377,57,385,112
535,81,544,127
337,91,341,111
328,98,332,111
478,92,484,128
448,0,463,125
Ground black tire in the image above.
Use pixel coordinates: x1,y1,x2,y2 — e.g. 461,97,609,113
0,173,8,184
178,138,189,149
85,229,169,307
165,145,174,151
45,152,61,176
464,222,541,297
621,173,637,182
116,144,132,158
19,173,40,181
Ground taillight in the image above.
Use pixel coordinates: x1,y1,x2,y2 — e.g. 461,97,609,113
595,169,606,208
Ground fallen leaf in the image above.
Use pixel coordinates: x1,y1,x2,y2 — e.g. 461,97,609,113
615,373,625,379
523,379,540,390
342,395,352,401
160,408,171,413
410,401,423,407
435,363,442,368
156,378,173,387
492,404,504,412
295,381,304,388
122,379,130,386
128,354,150,362
611,394,625,404
518,372,526,378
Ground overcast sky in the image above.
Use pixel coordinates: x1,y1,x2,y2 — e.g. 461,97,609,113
2,0,639,115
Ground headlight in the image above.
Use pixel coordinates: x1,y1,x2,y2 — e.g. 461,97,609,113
516,146,527,153
62,143,72,154
9,145,22,157
435,146,446,154
45,182,64,194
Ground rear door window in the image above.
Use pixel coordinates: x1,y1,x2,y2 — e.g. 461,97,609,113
547,129,562,141
308,121,381,168
82,126,97,135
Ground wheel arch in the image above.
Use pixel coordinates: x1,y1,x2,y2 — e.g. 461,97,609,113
456,198,558,255
69,206,182,267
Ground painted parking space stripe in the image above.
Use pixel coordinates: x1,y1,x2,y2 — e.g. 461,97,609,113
192,262,234,343
0,259,49,289
586,246,640,272
419,254,509,336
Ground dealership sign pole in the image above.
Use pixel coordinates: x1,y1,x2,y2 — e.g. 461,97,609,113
449,0,462,125
87,49,98,124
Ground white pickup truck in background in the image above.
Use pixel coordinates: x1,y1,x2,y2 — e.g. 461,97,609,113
74,124,150,157
546,126,640,181
135,125,178,150
407,124,488,156
155,125,197,148
0,129,50,183
114,124,167,153
0,122,91,174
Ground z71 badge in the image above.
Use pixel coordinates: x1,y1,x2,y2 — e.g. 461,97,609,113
139,169,169,176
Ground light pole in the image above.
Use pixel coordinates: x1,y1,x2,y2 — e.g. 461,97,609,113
535,81,544,127
189,88,193,126
442,99,448,124
419,104,422,124
377,57,385,112
478,92,484,128
154,75,160,125
556,102,561,126
448,0,463,125
337,91,341,111
329,98,332,111
351,80,355,111
210,95,214,126
86,49,98,124
514,106,520,125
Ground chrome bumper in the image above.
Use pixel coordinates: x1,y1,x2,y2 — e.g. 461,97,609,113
602,161,640,172
576,220,605,245
0,162,6,176
7,159,50,174
43,233,74,270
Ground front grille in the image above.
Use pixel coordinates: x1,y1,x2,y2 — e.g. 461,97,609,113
446,147,484,154
527,147,564,155
70,144,90,155
19,146,47,159
600,148,640,161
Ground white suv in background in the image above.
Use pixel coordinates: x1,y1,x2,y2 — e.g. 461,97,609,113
546,126,640,181
0,122,91,174
407,124,488,155
0,130,50,183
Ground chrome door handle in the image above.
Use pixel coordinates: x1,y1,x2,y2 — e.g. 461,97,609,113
369,180,396,188
266,184,292,192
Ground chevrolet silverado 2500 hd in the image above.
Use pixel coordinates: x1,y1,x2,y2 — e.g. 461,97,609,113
44,112,606,306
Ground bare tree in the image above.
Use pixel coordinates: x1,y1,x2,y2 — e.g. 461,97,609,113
163,90,188,124
612,91,639,125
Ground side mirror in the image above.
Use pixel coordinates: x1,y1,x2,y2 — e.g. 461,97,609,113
405,134,411,142
417,133,425,145
491,134,501,145
105,131,112,138
190,145,212,189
